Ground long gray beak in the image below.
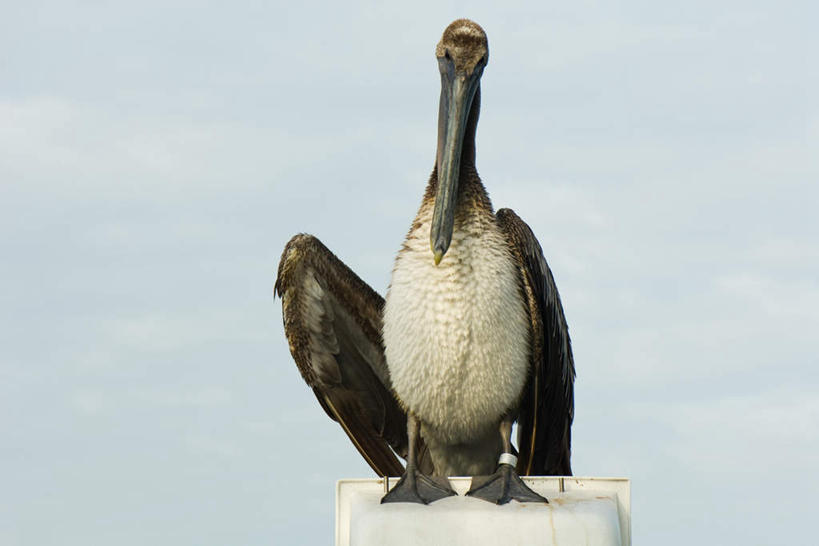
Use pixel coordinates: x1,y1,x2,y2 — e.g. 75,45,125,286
430,60,482,265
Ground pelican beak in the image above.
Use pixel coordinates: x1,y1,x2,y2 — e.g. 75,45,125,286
430,57,483,265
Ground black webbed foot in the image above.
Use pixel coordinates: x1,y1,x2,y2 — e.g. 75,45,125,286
381,472,457,505
466,464,548,504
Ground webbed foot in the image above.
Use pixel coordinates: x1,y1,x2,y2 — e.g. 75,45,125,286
466,464,548,504
381,472,457,505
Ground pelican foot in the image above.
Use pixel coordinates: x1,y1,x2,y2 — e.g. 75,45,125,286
381,472,457,505
466,464,548,504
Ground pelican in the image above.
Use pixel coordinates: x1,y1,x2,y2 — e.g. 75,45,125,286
275,19,574,505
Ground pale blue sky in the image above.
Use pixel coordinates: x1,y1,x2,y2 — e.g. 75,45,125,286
1,1,817,544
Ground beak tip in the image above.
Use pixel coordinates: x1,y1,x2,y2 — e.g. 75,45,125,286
433,249,444,266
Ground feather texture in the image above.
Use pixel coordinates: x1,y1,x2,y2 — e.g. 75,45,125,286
497,209,576,476
275,234,408,476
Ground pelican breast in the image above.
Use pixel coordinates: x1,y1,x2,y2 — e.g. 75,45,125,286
383,203,531,443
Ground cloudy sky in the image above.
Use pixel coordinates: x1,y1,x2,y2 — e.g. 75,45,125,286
1,0,817,544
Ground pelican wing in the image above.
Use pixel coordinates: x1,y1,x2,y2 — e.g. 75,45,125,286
275,234,407,476
497,209,575,476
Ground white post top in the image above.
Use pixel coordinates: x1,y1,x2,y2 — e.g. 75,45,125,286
336,477,630,546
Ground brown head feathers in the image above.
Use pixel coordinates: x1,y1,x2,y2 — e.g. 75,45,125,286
436,19,489,74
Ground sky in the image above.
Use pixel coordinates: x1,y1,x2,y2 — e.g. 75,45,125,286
1,0,817,544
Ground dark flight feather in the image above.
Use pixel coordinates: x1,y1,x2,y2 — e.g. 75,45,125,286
497,209,575,476
275,234,408,476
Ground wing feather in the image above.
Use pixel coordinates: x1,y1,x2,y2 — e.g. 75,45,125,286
275,234,407,476
497,209,575,476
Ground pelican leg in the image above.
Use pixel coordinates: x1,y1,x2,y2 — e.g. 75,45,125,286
466,416,549,504
381,414,456,504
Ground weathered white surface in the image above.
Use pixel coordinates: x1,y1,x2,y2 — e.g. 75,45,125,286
336,477,630,546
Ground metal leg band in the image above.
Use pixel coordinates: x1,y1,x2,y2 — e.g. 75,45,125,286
498,452,518,467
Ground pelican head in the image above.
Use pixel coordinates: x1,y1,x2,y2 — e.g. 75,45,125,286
430,19,489,265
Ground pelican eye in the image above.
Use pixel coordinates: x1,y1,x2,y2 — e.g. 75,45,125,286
444,49,452,61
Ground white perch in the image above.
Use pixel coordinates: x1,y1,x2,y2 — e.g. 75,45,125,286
336,477,631,546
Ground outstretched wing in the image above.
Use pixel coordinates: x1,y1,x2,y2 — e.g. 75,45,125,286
497,209,575,476
275,234,407,476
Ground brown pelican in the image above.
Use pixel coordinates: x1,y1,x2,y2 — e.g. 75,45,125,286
275,19,574,505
